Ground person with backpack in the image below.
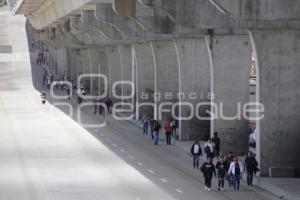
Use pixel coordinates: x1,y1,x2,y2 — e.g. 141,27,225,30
212,132,221,159
244,151,259,186
163,119,173,145
190,140,202,169
216,155,227,191
228,156,242,191
200,158,216,191
204,139,215,160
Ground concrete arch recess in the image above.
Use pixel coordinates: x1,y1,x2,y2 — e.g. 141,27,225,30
250,30,300,177
173,38,211,140
209,35,252,156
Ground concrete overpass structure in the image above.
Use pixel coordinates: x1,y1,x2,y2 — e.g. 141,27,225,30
6,0,300,178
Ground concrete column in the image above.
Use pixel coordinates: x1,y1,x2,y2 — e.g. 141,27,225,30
106,47,122,101
114,0,136,17
133,42,155,119
87,49,100,96
174,38,211,140
118,45,134,105
250,30,300,177
99,50,110,97
151,40,179,132
210,35,251,155
70,49,77,81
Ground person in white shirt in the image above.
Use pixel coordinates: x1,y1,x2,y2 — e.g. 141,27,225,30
228,156,242,191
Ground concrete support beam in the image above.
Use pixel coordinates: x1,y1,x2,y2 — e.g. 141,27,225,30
27,0,113,30
250,30,300,177
114,0,136,17
209,35,251,155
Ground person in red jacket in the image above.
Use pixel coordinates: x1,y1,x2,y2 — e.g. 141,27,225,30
163,120,173,145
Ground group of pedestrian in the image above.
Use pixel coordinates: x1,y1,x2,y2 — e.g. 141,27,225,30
191,133,259,191
141,116,177,146
93,97,113,117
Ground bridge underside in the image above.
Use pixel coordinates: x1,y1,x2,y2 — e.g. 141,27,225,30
8,0,300,177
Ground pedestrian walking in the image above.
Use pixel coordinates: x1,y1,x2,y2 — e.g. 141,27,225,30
141,115,149,135
228,156,242,191
149,117,155,140
204,139,215,160
153,120,161,145
212,132,221,159
216,155,226,191
244,151,259,186
200,158,216,191
170,118,177,137
190,140,202,169
225,151,234,187
163,120,172,145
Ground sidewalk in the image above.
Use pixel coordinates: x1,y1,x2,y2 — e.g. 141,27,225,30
127,118,300,200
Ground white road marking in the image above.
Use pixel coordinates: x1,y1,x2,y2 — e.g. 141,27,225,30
128,155,134,159
160,178,167,183
106,138,110,141
113,143,118,147
175,188,183,194
100,133,104,136
137,162,144,166
120,149,125,153
148,170,155,174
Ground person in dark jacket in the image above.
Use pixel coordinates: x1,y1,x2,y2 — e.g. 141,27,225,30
201,158,216,191
244,151,258,186
190,140,202,169
153,120,161,145
216,155,227,191
212,132,221,159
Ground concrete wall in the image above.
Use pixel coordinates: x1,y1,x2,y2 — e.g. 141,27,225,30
175,38,211,140
151,40,179,128
106,47,122,100
251,30,300,177
133,42,155,119
210,35,251,155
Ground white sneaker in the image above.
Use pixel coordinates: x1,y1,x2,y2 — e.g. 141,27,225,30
221,188,224,191
208,188,211,191
205,186,208,190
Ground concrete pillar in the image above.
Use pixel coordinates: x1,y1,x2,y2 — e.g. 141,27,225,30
114,0,136,17
118,45,134,106
174,38,211,140
87,49,101,96
250,30,300,177
70,49,77,81
210,35,251,155
151,40,179,132
106,47,122,101
133,42,155,119
99,50,110,97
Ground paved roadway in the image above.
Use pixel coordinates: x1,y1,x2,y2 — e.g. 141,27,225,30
0,6,279,200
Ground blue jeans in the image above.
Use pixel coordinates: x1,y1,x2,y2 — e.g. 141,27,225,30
193,155,200,168
154,131,159,145
231,173,241,190
143,123,148,134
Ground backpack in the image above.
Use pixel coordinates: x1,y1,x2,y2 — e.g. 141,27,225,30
204,145,210,154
